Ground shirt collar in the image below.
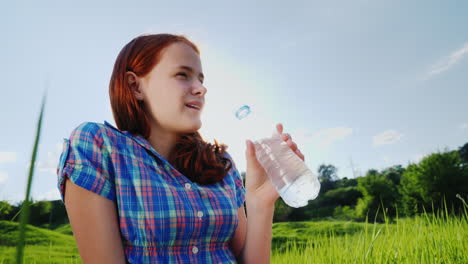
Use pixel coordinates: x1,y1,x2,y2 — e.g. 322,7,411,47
103,120,167,163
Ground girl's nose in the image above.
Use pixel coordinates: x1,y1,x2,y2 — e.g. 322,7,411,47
193,82,207,96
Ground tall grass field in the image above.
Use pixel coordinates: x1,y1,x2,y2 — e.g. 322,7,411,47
1,208,466,263
3,94,468,263
271,212,468,263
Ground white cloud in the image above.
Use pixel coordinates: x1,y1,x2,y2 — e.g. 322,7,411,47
460,123,468,130
36,143,62,175
0,152,17,163
426,42,468,78
295,127,353,148
372,130,403,147
32,189,61,201
0,171,8,184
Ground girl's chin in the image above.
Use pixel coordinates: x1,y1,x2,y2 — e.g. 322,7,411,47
180,120,202,133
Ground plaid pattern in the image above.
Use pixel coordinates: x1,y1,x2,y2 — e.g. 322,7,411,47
57,121,246,263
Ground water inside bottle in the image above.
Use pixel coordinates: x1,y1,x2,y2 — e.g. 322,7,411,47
277,173,321,208
253,134,321,208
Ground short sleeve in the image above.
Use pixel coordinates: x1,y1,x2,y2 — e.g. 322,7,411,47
224,152,246,209
56,122,115,203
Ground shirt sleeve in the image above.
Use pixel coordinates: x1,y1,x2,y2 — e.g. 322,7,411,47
224,152,246,209
56,122,115,203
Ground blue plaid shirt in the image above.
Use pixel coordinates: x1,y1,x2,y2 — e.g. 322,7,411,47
57,121,246,263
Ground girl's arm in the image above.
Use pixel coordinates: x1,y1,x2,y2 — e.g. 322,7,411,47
231,123,304,263
64,178,127,264
231,201,275,264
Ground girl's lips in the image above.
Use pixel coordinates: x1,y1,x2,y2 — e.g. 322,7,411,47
186,105,201,111
185,100,203,109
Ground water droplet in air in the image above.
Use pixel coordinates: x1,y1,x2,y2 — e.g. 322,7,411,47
235,105,251,120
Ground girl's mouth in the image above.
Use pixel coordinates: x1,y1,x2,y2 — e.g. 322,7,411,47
185,104,201,111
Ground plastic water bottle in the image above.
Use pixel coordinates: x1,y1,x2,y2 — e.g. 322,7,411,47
234,105,321,208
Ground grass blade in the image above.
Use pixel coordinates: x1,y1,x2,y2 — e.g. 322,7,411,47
15,90,47,264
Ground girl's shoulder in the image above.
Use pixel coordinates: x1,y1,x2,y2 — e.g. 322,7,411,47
65,121,132,154
69,121,124,138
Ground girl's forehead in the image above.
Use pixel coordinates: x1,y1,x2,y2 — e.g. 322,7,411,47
161,43,201,66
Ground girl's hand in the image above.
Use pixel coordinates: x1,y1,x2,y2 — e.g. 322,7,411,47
244,123,305,207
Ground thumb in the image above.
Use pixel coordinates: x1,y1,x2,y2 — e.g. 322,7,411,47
245,140,255,161
245,140,261,169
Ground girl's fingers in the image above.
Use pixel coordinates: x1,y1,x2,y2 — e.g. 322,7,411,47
276,124,302,155
280,131,298,152
287,139,297,151
276,123,284,134
295,149,305,161
275,124,304,161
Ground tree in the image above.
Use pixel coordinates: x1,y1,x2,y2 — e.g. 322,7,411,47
400,150,468,216
318,164,338,193
355,169,399,221
381,165,405,185
459,142,468,163
273,198,293,222
29,201,52,226
335,177,358,188
322,186,362,207
0,201,14,220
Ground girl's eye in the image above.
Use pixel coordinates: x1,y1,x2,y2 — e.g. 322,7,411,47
177,72,203,84
177,72,188,78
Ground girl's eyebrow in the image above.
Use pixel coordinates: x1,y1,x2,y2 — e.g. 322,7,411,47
177,65,204,80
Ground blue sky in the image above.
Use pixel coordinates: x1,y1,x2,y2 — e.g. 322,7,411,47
1,0,467,203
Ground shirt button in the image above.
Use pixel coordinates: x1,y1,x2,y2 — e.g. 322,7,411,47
185,183,191,190
192,246,199,254
197,211,204,218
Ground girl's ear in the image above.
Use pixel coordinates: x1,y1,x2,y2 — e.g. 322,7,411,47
126,71,144,101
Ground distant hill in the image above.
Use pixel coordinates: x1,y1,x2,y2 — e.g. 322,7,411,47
0,220,75,247
53,223,73,236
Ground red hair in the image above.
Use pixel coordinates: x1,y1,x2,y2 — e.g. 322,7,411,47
109,33,232,184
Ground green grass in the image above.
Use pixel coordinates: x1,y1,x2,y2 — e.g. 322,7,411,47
13,91,46,264
1,211,466,263
0,221,80,264
271,213,468,263
52,224,74,236
0,221,75,247
271,220,383,251
0,245,81,264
